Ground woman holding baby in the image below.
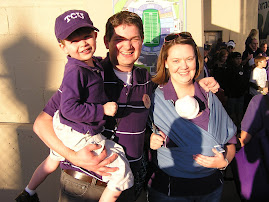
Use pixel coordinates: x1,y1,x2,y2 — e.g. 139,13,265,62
147,32,237,202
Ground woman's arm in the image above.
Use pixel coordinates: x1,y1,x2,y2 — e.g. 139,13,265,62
223,144,236,167
33,111,118,176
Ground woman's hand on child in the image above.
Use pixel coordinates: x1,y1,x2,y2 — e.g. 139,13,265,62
193,148,227,169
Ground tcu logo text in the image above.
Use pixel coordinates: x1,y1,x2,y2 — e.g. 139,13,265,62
64,12,84,23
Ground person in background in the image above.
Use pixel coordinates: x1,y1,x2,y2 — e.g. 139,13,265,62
226,40,236,67
259,42,268,58
227,40,235,54
204,44,212,77
242,38,261,110
237,93,269,200
259,42,269,76
225,52,249,130
242,38,260,67
245,29,258,51
240,94,269,146
249,55,268,96
211,48,229,89
211,48,229,107
148,32,237,202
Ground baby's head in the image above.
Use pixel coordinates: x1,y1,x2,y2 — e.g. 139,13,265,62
175,95,199,119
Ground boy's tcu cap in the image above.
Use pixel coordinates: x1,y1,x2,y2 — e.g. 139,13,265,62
55,9,99,42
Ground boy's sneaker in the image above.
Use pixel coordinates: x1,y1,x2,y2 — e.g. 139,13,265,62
15,190,40,202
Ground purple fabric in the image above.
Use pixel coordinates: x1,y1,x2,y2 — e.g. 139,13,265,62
61,161,103,180
234,94,269,200
101,56,154,161
44,55,154,172
54,9,99,42
43,90,60,117
241,94,269,135
234,128,269,200
58,56,107,135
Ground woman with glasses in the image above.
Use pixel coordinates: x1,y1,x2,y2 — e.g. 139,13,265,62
147,32,237,201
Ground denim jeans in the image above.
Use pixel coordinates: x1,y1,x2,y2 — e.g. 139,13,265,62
147,184,223,202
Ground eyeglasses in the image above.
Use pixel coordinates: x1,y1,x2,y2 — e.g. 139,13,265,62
164,32,192,43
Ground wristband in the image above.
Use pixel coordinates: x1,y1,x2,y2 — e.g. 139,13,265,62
218,158,229,170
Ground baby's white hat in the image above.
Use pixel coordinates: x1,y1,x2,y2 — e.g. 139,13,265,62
175,95,199,119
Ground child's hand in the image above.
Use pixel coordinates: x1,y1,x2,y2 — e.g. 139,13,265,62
103,102,118,116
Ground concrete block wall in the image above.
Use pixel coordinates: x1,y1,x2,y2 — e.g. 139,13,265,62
0,1,113,201
0,123,60,201
0,1,113,124
204,0,259,54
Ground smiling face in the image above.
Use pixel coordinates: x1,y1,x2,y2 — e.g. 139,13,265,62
60,29,97,66
104,24,143,72
165,44,196,87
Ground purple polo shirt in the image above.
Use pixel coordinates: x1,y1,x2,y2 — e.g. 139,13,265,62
241,94,269,135
58,56,106,135
101,56,154,166
43,55,154,172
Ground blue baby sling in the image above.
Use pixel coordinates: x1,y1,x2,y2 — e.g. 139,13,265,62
149,87,236,178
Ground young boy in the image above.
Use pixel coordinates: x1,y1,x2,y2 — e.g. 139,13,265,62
16,10,134,202
225,52,249,129
249,55,268,96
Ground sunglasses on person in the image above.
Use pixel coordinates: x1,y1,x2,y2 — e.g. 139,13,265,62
164,32,192,43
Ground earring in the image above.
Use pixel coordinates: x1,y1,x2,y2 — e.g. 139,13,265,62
165,65,168,69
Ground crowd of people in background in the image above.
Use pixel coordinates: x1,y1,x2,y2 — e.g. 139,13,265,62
204,29,269,131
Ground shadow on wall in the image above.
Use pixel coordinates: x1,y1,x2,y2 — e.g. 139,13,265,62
0,35,60,201
1,34,55,123
0,124,60,201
